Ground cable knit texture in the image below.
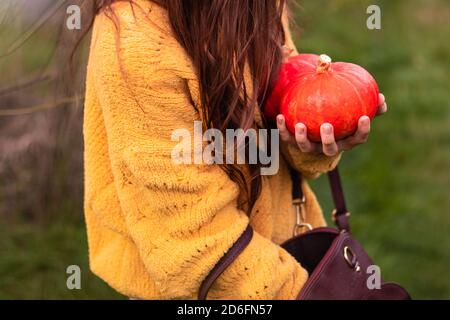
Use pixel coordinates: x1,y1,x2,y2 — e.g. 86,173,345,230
83,0,340,300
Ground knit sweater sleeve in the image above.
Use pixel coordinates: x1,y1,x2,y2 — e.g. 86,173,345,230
88,5,307,300
281,6,342,179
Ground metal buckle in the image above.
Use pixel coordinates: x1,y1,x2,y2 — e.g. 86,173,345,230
331,209,351,223
293,195,312,236
293,223,313,236
343,246,361,272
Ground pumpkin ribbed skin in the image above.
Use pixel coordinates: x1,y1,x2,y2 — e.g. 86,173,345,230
267,54,379,142
265,54,320,120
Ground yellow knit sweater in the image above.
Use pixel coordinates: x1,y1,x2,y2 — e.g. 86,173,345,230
84,0,340,300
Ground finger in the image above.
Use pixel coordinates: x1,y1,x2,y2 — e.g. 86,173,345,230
295,123,315,153
336,139,353,152
376,93,388,116
353,116,371,143
276,115,293,143
320,123,339,156
377,102,388,116
378,93,385,106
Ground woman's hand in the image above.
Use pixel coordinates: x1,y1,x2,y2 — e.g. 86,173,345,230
276,93,388,157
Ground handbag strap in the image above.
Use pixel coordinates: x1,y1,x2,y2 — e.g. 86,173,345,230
198,225,253,300
290,167,350,232
327,168,350,231
199,166,349,299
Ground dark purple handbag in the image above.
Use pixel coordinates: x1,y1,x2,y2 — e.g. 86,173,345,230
199,167,411,300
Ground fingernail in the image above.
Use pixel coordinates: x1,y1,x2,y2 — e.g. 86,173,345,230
296,124,305,134
322,124,332,134
277,116,284,125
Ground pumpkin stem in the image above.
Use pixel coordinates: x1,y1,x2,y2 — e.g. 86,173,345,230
317,54,332,73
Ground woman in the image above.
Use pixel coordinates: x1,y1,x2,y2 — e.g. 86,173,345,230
83,0,387,299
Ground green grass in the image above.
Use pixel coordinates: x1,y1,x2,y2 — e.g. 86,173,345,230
300,0,450,299
1,0,449,299
0,215,123,299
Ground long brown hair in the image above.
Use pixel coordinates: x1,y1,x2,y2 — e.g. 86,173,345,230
83,0,287,213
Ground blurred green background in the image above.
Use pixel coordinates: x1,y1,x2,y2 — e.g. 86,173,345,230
0,0,449,299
